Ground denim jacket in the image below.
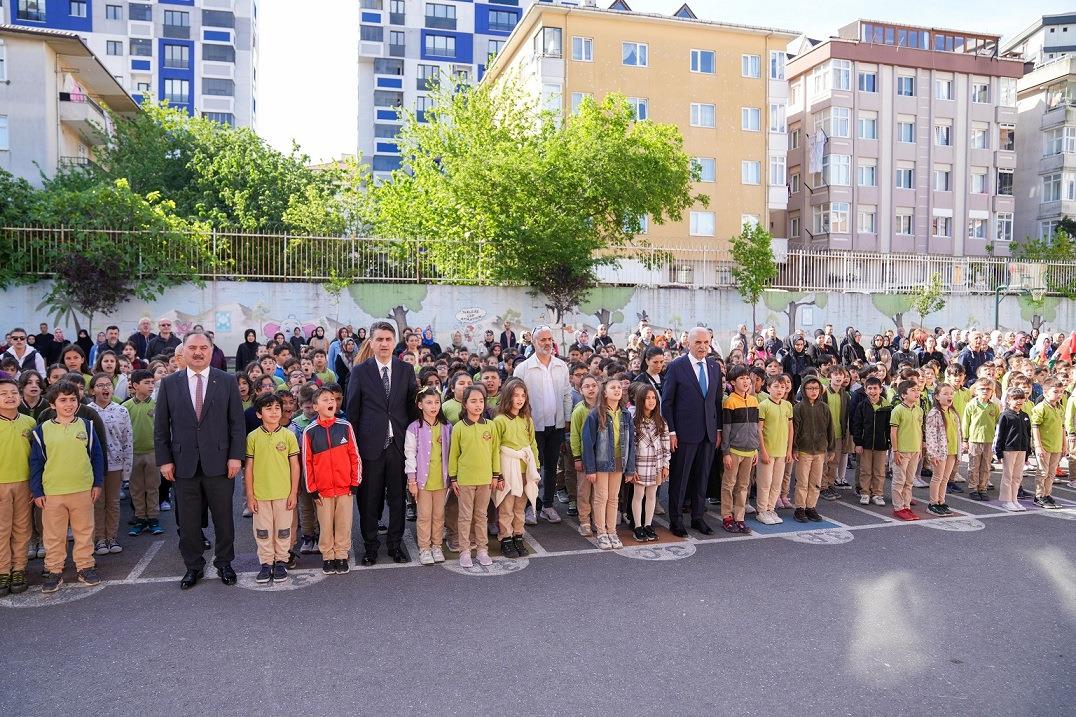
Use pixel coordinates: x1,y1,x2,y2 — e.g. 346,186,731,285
581,408,637,476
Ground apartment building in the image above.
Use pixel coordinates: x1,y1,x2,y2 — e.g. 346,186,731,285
3,0,257,128
482,1,796,255
785,20,1024,257
0,24,140,185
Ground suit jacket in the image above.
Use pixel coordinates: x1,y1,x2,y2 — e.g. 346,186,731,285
345,357,418,462
153,367,246,479
661,354,722,444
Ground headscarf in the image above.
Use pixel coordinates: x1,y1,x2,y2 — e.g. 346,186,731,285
75,330,93,354
422,326,436,347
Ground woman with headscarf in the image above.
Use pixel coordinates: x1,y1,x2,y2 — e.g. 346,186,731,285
75,329,94,356
334,336,359,395
1030,334,1054,364
327,327,351,374
307,326,329,352
866,335,892,374
840,328,866,365
235,328,261,373
421,326,442,357
890,337,919,368
746,334,769,365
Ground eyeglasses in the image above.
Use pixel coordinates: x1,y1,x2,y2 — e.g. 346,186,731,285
9,336,25,341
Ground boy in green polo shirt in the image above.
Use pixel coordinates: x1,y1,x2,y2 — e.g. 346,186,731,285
123,370,163,537
29,382,105,593
962,378,1000,501
245,393,300,584
0,378,37,596
890,379,924,521
1031,378,1065,509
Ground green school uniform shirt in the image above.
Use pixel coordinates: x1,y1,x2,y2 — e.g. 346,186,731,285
758,398,792,458
442,398,463,425
826,389,845,439
951,386,971,420
40,420,95,495
1031,400,1065,454
569,401,590,458
944,410,958,455
122,397,156,454
315,369,338,384
426,423,444,491
1066,393,1076,435
448,418,500,485
962,399,999,444
494,413,539,475
246,427,299,501
0,413,36,484
890,402,923,453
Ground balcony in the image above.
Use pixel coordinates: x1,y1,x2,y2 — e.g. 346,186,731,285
489,21,517,34
58,92,109,145
162,24,191,39
425,16,456,31
1040,101,1076,130
389,12,405,25
388,43,405,58
1039,151,1076,174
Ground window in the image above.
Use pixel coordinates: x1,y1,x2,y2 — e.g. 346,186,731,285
693,157,716,182
769,155,786,186
741,160,761,185
896,210,914,235
0,115,7,151
203,112,235,126
858,161,877,187
831,59,851,90
998,125,1015,151
534,27,562,58
971,82,990,103
896,75,915,96
129,38,152,56
770,50,786,80
572,36,592,62
858,112,877,139
769,102,786,133
741,54,760,78
970,169,988,194
105,4,121,20
690,211,715,236
390,0,404,15
1065,173,1076,201
204,43,236,62
690,103,715,128
999,77,1016,107
17,0,47,22
136,81,150,93
129,3,151,21
202,9,235,27
934,123,952,146
741,107,761,131
1041,220,1060,239
1043,173,1062,202
426,3,456,20
790,172,800,194
996,212,1013,243
1045,127,1063,156
897,120,915,143
818,202,849,233
623,42,648,67
691,49,715,74
790,216,801,238
163,78,190,104
970,124,988,150
487,39,505,62
416,95,434,114
541,83,561,114
69,0,86,17
858,71,877,92
933,165,952,191
374,124,400,138
361,26,384,42
859,206,877,233
202,78,234,96
389,31,405,48
107,40,122,56
164,10,189,27
896,166,914,189
425,34,456,57
823,154,850,186
570,92,591,115
0,42,7,82
789,129,800,150
935,78,953,100
968,217,987,240
163,44,189,69
815,107,850,138
628,97,648,121
487,9,515,32
997,169,1014,195
932,215,952,238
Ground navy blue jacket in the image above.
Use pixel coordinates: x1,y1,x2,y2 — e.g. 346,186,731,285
660,354,722,444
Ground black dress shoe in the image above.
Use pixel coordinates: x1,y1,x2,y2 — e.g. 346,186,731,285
361,551,377,566
216,564,237,585
690,519,714,536
180,569,203,590
201,532,211,551
669,524,688,538
391,545,410,564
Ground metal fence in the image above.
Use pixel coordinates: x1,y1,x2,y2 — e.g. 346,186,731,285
3,226,1074,296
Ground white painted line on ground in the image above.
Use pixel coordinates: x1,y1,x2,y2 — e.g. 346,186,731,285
522,531,549,555
832,499,900,523
123,539,165,581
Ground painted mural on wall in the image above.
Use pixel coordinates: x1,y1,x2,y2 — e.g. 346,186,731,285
1,281,1073,354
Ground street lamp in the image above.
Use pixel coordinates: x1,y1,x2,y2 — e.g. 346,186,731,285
994,283,1046,330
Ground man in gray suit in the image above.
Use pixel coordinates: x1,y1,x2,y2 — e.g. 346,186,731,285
154,331,246,589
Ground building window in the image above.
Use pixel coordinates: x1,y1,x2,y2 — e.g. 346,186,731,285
69,0,87,18
790,172,800,193
815,202,849,233
389,30,405,48
896,210,914,235
999,124,1015,151
858,112,877,139
425,34,456,58
426,3,456,21
129,38,152,56
163,78,190,105
572,36,593,62
623,42,648,67
203,44,236,62
770,50,785,80
690,49,715,74
1041,220,1060,239
999,77,1017,107
628,97,648,121
971,125,988,150
968,217,987,240
790,216,801,238
971,82,990,103
857,71,877,92
534,27,562,58
1043,173,1062,202
741,54,760,78
896,166,914,189
997,169,1014,195
859,206,877,234
690,103,715,128
815,107,850,138
416,95,434,114
769,155,786,186
934,124,952,146
742,214,760,230
487,9,516,32
693,157,716,182
541,83,561,114
896,75,914,96
163,44,189,69
858,161,877,187
996,212,1013,243
164,10,190,27
107,40,123,56
933,166,952,192
129,3,152,21
935,78,953,100
136,82,150,93
741,107,761,132
932,215,952,238
570,92,591,115
203,112,235,126
831,59,851,90
203,78,234,96
0,115,8,151
823,154,850,186
105,4,122,20
0,41,6,82
742,160,761,185
17,0,47,22
789,129,800,150
970,169,988,194
690,211,715,236
361,26,384,42
897,120,915,143
769,102,786,133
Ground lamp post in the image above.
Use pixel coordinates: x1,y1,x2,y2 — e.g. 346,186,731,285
993,284,1009,331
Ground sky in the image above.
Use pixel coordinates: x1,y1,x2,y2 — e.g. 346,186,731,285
256,0,1068,163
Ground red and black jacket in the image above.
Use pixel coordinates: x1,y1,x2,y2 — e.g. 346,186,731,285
301,417,361,498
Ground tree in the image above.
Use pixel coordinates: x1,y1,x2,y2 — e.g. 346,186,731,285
370,79,705,310
578,286,636,330
348,284,428,336
909,272,946,328
1017,294,1062,332
871,293,916,333
1012,228,1076,299
730,223,777,333
762,291,826,335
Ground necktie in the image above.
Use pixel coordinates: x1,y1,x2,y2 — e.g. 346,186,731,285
382,366,391,447
697,360,708,395
194,372,204,421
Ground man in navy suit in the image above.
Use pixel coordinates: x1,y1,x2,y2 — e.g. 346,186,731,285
345,321,418,566
661,327,723,536
154,331,246,589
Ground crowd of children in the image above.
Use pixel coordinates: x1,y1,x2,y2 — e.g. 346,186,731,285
0,320,1073,594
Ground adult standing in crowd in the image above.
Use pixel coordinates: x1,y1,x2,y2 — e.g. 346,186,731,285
514,325,572,524
346,321,417,566
499,321,518,351
234,328,261,372
33,323,55,365
3,327,45,373
593,324,613,350
957,330,994,387
661,327,722,537
154,331,246,590
146,319,181,359
89,325,123,367
127,318,156,361
289,327,306,356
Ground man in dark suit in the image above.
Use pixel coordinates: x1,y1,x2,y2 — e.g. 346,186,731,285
661,327,723,537
154,331,246,589
499,321,517,351
346,321,418,566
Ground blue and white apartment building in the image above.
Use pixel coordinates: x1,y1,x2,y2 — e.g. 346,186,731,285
3,0,257,127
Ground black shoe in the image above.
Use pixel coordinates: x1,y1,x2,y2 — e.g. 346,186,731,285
405,504,417,522
632,526,648,542
256,564,272,584
793,508,808,523
286,551,299,569
968,491,981,501
391,546,410,564
500,537,518,559
705,497,720,506
690,519,714,536
361,551,377,566
1017,487,1031,499
921,467,933,478
322,560,334,575
805,507,823,522
377,522,388,535
513,535,526,555
1044,495,1060,509
201,532,211,551
947,482,964,493
940,503,953,515
643,525,658,541
180,568,203,590
272,562,288,582
1033,496,1048,508
669,524,688,537
928,503,946,515
567,501,578,516
335,558,350,574
216,564,237,585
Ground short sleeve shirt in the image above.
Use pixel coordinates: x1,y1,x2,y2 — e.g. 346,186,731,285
1031,401,1064,454
890,403,923,453
758,398,792,458
246,427,299,500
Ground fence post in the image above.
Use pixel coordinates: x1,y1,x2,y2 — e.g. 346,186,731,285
415,237,421,282
282,232,289,281
211,229,218,281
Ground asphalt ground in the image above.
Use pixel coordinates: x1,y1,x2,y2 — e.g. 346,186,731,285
3,469,1074,716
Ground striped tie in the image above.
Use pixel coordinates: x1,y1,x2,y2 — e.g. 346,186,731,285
194,373,204,421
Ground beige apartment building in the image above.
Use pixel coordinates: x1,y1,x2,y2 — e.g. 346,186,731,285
785,20,1024,257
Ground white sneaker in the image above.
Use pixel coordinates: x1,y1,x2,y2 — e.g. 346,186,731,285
419,549,434,565
859,494,870,505
769,510,783,524
1003,501,1026,512
756,511,776,525
539,506,561,524
94,539,110,556
458,551,473,568
912,477,929,488
954,476,966,483
160,501,172,512
578,523,593,537
608,534,623,549
655,503,666,515
871,495,886,506
596,534,612,550
524,506,538,526
431,547,445,563
35,543,45,559
108,539,123,554
476,550,493,566
745,502,756,515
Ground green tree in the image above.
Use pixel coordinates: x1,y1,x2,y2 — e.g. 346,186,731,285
370,80,704,318
1012,228,1076,299
871,293,916,333
909,272,946,328
762,291,826,335
349,284,428,336
730,223,777,333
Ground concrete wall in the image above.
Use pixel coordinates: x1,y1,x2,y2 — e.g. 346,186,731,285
2,280,1073,356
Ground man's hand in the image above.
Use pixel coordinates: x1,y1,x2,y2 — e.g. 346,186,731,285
670,435,678,452
160,463,175,482
586,474,597,483
227,459,241,479
855,446,863,455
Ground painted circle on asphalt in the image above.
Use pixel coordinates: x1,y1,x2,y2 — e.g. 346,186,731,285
781,528,854,545
442,557,530,576
0,583,108,608
237,568,329,591
617,542,697,561
1038,507,1076,522
919,517,985,532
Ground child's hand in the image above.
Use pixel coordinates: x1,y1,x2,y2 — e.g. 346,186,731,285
490,477,504,491
660,467,669,482
624,474,635,484
790,451,798,463
286,493,297,511
961,441,969,454
722,454,733,470
246,497,258,514
855,446,863,455
90,487,102,503
451,481,461,496
586,473,596,483
759,453,770,465
574,459,583,473
313,497,322,507
407,481,418,499
895,452,905,465
33,496,46,509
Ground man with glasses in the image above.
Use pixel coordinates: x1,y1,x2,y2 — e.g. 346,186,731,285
3,328,45,374
147,319,181,359
127,318,156,360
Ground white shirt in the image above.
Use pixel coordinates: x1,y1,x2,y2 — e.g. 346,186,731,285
186,367,210,412
374,357,393,438
532,358,557,429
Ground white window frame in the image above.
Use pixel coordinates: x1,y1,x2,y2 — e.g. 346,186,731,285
623,41,648,67
769,154,786,186
996,212,1013,243
106,39,123,56
896,167,914,189
690,211,715,236
741,54,761,78
690,102,715,128
970,169,988,194
831,202,850,233
790,172,800,194
858,113,877,140
896,210,914,235
769,102,786,133
857,71,877,92
896,75,915,96
824,154,851,186
628,96,648,121
934,123,952,147
857,161,877,187
790,216,801,238
690,49,715,74
570,92,591,116
967,217,987,240
741,160,761,185
769,50,785,80
971,82,990,103
0,114,8,151
831,59,851,90
935,78,953,100
971,125,989,150
858,206,877,234
934,166,952,192
932,215,952,238
693,157,716,182
0,40,6,83
1043,172,1062,202
741,106,761,132
571,36,593,62
897,120,915,143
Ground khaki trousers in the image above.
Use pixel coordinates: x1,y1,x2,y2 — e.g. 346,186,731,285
1036,451,1061,498
754,456,785,513
129,452,159,520
793,452,825,509
0,481,32,573
497,493,526,538
42,490,95,573
576,460,594,527
967,442,993,492
253,498,293,564
315,494,353,560
929,454,957,504
892,451,920,510
781,459,793,498
591,471,623,536
823,451,847,489
444,492,459,546
416,487,446,550
721,453,754,520
1000,451,1026,503
456,484,491,553
93,470,122,542
857,449,887,497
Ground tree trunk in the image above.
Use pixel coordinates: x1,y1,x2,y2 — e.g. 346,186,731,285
593,309,611,328
389,306,408,337
751,301,757,337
